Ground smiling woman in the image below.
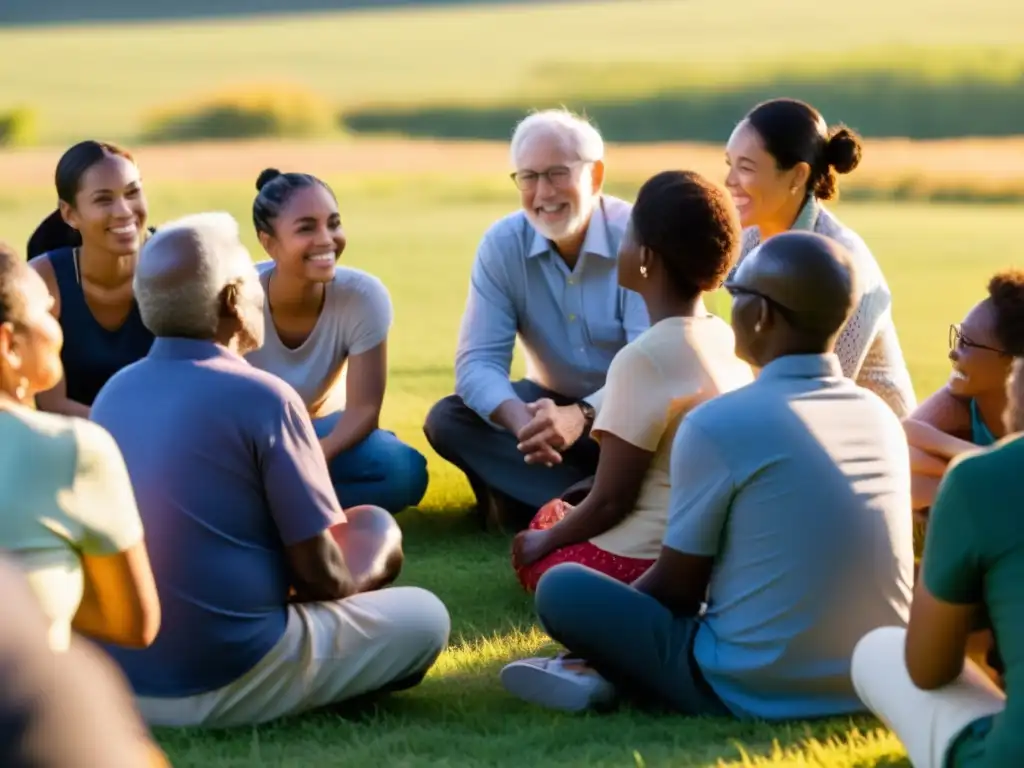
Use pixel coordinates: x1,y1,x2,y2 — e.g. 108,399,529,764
244,168,429,515
25,141,155,418
723,98,916,418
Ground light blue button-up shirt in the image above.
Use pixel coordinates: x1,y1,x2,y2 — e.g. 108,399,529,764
454,195,649,421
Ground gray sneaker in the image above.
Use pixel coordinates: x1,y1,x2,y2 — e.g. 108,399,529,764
500,656,616,712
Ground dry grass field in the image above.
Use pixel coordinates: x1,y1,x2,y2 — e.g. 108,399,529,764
4,136,1024,199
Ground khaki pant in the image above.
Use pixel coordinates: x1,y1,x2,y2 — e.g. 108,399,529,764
851,626,1005,767
138,587,450,728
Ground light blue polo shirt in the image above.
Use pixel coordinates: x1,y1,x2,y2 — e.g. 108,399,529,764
664,354,915,719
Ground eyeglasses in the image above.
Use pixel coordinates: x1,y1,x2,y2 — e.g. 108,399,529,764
722,280,799,324
509,162,588,191
949,323,1006,354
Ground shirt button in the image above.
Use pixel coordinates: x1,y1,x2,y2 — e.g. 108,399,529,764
568,277,576,285
568,314,576,321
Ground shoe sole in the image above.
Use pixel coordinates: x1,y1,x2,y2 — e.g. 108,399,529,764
499,664,600,712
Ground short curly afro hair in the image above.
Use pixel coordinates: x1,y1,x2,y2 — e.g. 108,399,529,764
988,269,1024,356
630,170,741,298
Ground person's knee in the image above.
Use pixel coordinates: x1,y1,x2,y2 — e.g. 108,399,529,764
391,588,451,665
392,441,429,511
535,563,607,640
423,395,470,458
851,625,906,692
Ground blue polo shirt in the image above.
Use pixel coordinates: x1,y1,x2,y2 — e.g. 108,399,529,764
91,338,342,697
664,354,915,719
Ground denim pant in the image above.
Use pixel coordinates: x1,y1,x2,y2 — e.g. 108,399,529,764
312,412,429,515
535,563,730,716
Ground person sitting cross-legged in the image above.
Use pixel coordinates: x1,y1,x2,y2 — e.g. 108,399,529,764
500,231,914,719
511,170,753,592
423,108,649,530
91,212,450,728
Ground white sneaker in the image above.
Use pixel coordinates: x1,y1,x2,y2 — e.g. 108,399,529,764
500,656,616,712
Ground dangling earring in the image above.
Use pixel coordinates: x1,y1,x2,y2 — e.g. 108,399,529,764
14,377,28,403
754,321,763,333
639,265,648,279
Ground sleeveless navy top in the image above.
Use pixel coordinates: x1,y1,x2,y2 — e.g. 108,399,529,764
49,247,154,406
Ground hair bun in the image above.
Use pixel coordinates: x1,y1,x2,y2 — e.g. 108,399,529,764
825,127,863,175
256,168,282,192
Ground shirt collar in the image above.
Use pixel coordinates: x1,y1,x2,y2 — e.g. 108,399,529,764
757,353,843,381
790,197,822,233
748,197,822,248
147,337,246,364
527,197,614,260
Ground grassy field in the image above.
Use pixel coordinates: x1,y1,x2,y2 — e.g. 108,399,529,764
0,151,1018,765
0,0,1020,144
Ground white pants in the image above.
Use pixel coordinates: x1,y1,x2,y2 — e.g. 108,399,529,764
851,626,1005,767
138,587,450,728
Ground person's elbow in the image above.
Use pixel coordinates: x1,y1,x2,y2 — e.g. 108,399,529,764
905,651,961,691
120,599,162,648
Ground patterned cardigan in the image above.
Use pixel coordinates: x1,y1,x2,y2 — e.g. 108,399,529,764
734,199,917,417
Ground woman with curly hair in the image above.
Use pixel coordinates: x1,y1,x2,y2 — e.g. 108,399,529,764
905,269,1024,511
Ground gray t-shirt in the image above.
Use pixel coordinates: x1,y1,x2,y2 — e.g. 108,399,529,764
663,353,914,720
246,262,393,417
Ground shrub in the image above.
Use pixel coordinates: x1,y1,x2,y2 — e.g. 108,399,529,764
140,84,336,143
0,108,39,147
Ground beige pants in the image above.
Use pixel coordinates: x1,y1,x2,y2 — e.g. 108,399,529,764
138,586,450,728
851,626,1005,768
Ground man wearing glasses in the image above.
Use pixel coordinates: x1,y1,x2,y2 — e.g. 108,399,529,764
424,109,649,530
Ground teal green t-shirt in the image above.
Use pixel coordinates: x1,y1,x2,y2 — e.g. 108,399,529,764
923,435,1024,766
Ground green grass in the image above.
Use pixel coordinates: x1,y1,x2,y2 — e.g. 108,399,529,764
0,0,1020,144
1,178,1018,766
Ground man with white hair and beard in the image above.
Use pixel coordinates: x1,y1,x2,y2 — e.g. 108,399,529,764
91,212,450,728
424,109,649,530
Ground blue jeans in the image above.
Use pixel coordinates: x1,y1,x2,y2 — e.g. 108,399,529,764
312,412,429,515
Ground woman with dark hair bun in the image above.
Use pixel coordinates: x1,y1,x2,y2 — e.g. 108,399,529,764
245,168,429,515
27,140,154,416
725,98,915,417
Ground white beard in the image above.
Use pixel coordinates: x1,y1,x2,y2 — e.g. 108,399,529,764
526,204,590,243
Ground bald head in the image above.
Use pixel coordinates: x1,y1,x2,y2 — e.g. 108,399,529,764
728,231,857,366
737,231,855,333
135,212,263,347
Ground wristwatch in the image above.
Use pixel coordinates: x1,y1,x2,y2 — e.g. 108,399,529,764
576,400,596,432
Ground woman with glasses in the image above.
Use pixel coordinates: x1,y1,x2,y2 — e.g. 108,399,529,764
904,270,1024,512
724,98,915,416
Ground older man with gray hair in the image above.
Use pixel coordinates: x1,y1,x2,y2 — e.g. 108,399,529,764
91,212,450,728
424,109,649,529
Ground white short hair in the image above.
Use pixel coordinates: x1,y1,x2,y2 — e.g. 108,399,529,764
135,211,255,339
509,108,604,168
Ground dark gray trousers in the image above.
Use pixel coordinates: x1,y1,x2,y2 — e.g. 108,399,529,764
423,380,599,511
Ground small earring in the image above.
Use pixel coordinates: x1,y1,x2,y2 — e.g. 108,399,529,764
639,265,648,278
754,321,763,333
790,186,798,195
14,377,28,403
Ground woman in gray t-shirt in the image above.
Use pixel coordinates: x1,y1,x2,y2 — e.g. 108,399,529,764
244,168,428,514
